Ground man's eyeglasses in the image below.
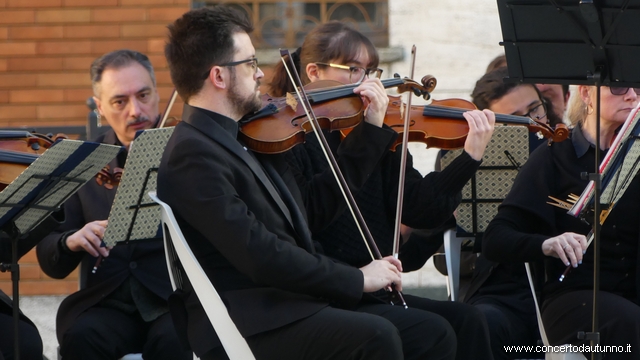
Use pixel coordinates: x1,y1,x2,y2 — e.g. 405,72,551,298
202,57,259,80
609,87,640,96
524,102,547,122
315,62,383,84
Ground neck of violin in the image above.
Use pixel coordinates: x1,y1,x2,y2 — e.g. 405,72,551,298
307,78,406,103
422,105,533,126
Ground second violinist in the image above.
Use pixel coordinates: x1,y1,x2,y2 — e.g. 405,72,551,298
36,49,191,360
269,21,496,360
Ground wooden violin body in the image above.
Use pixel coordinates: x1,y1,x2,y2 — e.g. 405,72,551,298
240,80,365,154
239,76,437,154
347,97,570,151
0,130,66,190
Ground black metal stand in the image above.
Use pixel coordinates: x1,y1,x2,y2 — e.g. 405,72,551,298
0,171,88,360
497,1,640,359
123,167,160,244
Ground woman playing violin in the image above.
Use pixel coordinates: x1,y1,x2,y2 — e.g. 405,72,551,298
270,21,496,360
482,84,640,357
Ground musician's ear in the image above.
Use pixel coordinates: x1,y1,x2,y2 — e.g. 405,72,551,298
306,63,321,82
209,66,228,90
578,85,592,105
93,96,104,117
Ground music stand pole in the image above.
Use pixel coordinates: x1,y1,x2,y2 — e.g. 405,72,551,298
581,76,603,360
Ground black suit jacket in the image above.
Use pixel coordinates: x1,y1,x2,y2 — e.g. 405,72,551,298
157,104,395,356
36,130,173,343
1,212,63,322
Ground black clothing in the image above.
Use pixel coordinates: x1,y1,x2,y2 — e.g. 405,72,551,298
287,130,493,360
158,104,456,360
37,130,190,360
288,132,481,270
1,212,63,360
483,124,640,356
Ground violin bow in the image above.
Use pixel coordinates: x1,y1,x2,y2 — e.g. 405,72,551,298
279,49,407,308
158,89,178,128
391,45,417,259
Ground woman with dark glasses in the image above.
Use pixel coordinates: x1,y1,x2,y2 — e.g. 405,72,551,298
483,84,640,358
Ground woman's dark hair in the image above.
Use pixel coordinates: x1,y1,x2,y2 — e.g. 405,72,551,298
165,6,253,102
472,67,563,126
268,21,379,97
471,67,539,110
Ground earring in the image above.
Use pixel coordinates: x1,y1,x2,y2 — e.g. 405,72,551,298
586,103,594,115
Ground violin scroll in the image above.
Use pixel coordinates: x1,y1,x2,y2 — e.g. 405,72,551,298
549,123,570,143
393,74,436,100
95,165,123,190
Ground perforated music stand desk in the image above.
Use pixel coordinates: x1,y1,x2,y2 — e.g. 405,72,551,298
0,139,122,360
102,127,175,248
441,126,530,242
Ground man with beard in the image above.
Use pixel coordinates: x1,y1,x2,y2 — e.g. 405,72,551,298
158,6,464,360
37,50,191,360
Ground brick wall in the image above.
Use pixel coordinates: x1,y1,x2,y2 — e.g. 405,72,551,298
0,0,190,296
0,0,189,129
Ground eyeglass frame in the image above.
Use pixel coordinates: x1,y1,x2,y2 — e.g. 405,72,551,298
609,86,640,96
523,101,548,122
202,57,259,80
314,62,383,84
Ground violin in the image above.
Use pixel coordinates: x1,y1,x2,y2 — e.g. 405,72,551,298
0,130,67,190
343,97,570,151
238,75,436,154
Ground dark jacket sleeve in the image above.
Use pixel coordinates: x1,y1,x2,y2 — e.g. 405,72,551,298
291,121,396,232
161,133,365,307
392,150,481,229
482,146,555,263
36,192,86,279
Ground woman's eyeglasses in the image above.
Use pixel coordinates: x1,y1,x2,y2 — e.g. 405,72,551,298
202,58,259,79
524,102,547,122
315,62,383,84
609,87,640,96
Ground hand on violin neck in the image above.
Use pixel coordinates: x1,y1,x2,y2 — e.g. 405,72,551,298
360,256,403,293
354,78,388,128
463,109,496,161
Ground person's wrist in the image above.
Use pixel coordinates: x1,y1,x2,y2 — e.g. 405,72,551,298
59,234,73,253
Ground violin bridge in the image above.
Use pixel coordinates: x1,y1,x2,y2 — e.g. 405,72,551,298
400,101,405,118
285,92,298,112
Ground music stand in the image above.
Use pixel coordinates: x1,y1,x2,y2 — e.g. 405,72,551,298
0,139,122,360
496,1,640,357
102,127,175,248
441,126,529,245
